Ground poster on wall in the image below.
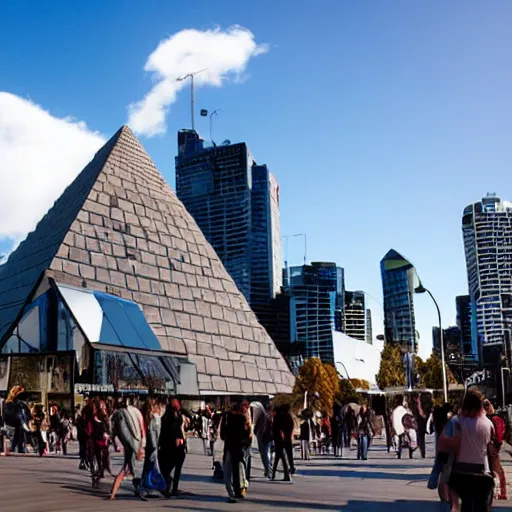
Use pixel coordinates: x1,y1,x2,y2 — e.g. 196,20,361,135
48,355,72,393
0,356,10,391
9,356,43,391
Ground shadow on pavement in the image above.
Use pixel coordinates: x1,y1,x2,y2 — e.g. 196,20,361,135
298,461,426,471
297,468,428,481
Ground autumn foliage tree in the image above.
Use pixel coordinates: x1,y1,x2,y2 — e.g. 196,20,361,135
376,343,406,390
293,358,337,415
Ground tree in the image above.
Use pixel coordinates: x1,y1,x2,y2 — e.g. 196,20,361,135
376,343,406,390
349,378,371,390
323,363,341,397
293,358,336,414
337,378,363,404
417,353,457,390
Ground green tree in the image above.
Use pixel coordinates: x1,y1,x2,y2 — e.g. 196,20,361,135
336,378,363,404
417,353,457,390
376,343,406,390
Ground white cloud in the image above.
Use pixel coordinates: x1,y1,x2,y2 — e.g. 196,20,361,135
0,92,105,251
128,25,268,137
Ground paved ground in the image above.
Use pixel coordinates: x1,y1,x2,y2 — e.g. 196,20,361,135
2,436,512,511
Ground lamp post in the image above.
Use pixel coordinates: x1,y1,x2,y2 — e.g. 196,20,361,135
336,361,351,380
415,282,448,403
501,367,510,408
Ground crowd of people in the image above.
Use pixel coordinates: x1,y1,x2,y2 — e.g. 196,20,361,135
1,387,510,509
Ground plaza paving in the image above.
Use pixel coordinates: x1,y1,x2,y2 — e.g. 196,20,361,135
2,437,512,512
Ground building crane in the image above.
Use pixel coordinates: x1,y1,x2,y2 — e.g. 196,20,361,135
176,68,208,131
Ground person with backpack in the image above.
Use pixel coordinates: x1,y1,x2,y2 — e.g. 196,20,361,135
484,399,507,500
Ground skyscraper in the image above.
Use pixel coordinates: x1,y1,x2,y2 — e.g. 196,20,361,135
380,249,416,348
175,130,282,307
456,294,476,361
343,290,373,343
284,262,344,364
462,194,512,364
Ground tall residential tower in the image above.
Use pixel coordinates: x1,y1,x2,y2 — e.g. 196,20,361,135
462,194,512,365
284,262,344,364
380,249,416,349
175,130,282,307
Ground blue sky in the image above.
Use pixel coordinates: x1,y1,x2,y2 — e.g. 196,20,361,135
0,1,510,357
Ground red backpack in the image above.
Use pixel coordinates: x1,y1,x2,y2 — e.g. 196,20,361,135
491,414,506,445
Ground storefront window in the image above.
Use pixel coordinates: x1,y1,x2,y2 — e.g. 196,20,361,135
18,306,40,352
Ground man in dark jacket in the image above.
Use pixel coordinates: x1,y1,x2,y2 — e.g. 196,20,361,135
271,404,294,481
221,403,252,503
159,398,187,498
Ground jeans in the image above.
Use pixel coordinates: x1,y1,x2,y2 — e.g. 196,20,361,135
257,438,272,475
427,458,444,490
243,447,251,483
272,442,291,480
357,435,368,460
300,440,310,460
224,450,243,498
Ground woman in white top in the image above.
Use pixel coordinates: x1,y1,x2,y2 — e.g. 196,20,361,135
439,389,494,512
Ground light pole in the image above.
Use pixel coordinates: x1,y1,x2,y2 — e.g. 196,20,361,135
415,282,448,403
336,361,351,380
501,367,510,408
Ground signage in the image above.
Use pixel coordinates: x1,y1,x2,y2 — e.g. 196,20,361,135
465,370,490,387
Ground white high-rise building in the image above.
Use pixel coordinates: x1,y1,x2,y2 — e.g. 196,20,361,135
462,194,512,364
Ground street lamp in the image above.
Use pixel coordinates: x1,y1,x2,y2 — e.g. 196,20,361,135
336,361,351,380
501,367,510,408
415,282,448,403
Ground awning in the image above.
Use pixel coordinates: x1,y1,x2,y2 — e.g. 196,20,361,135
56,283,161,351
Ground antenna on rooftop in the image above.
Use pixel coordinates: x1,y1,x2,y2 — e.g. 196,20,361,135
176,68,208,131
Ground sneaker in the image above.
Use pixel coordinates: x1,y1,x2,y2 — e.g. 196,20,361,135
228,497,237,503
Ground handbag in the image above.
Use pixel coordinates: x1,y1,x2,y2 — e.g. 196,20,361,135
143,459,167,491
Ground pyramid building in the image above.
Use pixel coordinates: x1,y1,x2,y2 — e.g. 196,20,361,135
0,126,294,398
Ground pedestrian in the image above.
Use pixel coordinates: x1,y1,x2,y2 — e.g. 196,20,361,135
356,405,373,460
344,406,356,449
483,399,507,500
89,399,110,488
240,400,253,482
58,408,72,456
412,395,427,458
299,413,315,461
271,404,294,482
221,403,252,503
109,399,145,500
49,404,60,453
440,388,495,512
159,398,188,498
331,405,343,457
427,403,453,491
138,398,166,500
76,404,90,471
253,402,273,478
400,410,418,459
32,403,49,457
209,407,223,461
